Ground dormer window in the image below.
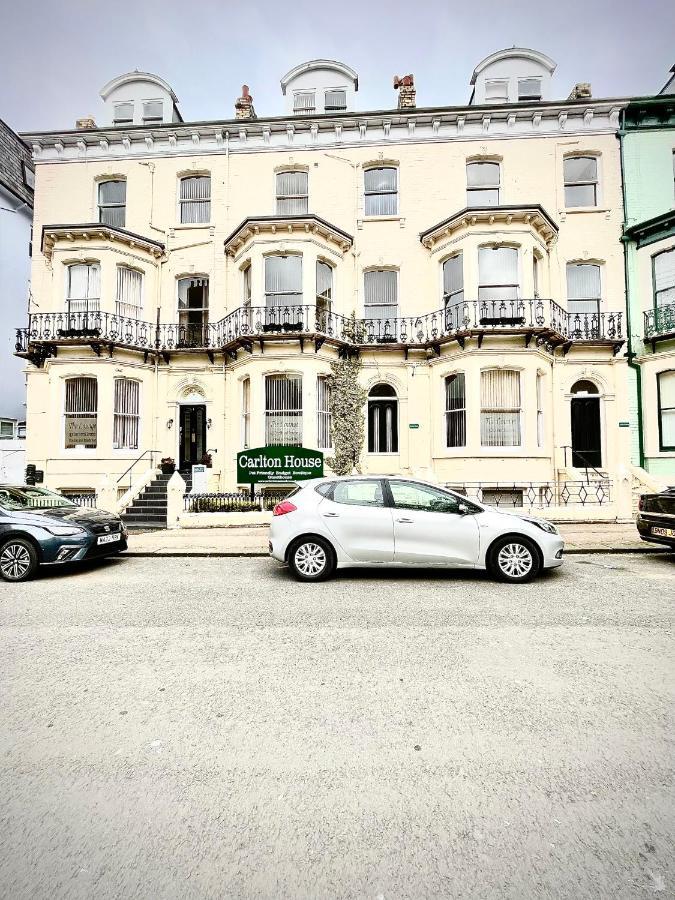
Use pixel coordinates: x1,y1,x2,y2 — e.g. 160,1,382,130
142,100,163,124
485,80,509,104
293,92,315,114
112,102,134,126
325,89,347,112
518,78,542,101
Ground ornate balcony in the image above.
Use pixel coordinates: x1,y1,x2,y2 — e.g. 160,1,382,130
644,303,675,349
15,299,624,367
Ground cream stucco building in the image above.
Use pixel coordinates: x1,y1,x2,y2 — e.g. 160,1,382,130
17,51,649,523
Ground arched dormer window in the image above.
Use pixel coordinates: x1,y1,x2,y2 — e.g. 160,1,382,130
368,383,398,453
98,180,126,227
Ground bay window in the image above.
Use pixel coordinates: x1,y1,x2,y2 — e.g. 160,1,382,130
478,247,519,301
265,374,303,446
64,377,98,449
113,379,140,450
116,266,143,319
98,180,126,227
265,255,302,308
364,167,398,216
276,171,308,214
66,263,100,316
316,260,333,321
179,175,211,224
480,369,521,447
445,374,466,448
442,254,464,327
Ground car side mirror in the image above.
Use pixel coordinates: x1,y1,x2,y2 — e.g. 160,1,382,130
458,503,472,516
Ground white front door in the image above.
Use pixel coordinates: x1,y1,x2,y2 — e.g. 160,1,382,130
320,479,394,562
387,480,480,566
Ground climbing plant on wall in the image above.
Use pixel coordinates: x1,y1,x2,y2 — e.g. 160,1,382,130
326,315,367,475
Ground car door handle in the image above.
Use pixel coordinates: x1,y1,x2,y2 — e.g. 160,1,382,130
396,517,414,524
323,512,340,518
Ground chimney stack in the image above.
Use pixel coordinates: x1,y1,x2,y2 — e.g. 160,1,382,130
394,74,416,109
235,85,256,120
76,116,97,129
567,82,592,101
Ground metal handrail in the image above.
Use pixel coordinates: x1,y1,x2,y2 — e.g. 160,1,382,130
117,449,161,492
561,445,605,483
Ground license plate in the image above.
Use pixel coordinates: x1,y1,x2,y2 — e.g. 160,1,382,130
97,533,121,545
652,526,675,538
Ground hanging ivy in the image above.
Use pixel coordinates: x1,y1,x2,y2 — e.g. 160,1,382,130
326,316,367,475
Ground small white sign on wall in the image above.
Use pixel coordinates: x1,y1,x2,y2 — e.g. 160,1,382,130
191,464,209,494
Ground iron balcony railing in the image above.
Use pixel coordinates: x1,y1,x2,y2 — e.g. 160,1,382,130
15,300,624,356
644,303,675,340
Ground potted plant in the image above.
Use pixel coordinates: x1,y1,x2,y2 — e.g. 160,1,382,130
201,452,213,468
160,456,175,475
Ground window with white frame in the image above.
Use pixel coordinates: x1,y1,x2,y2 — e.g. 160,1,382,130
533,252,542,298
241,377,250,448
242,263,252,307
317,376,332,449
478,247,519,300
368,383,398,453
179,175,211,224
142,100,163,124
316,260,333,319
364,270,398,320
658,370,675,451
98,180,126,227
113,378,140,450
567,263,601,315
0,420,14,439
364,167,398,216
293,92,315,114
265,374,303,446
654,248,675,308
445,373,466,448
564,156,598,207
116,266,143,319
276,171,308,215
466,162,500,207
66,263,100,316
480,369,521,447
177,277,209,341
485,80,509,103
64,377,98,449
442,254,464,326
113,102,134,126
537,372,544,447
324,89,347,111
518,78,542,101
265,255,302,308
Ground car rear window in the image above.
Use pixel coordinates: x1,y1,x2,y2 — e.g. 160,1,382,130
314,482,335,498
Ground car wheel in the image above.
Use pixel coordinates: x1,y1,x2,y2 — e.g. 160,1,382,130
0,538,39,583
288,537,335,582
488,536,541,584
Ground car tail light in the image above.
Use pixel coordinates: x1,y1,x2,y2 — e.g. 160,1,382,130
273,500,297,516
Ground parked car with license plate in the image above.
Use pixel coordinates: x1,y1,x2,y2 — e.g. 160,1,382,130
0,485,127,582
636,488,675,549
269,475,564,583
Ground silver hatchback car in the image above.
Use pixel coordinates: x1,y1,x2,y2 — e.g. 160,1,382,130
269,475,564,583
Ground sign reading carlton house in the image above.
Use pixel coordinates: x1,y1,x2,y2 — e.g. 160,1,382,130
237,446,324,484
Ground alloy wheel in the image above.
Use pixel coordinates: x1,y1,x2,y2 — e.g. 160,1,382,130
0,543,32,580
497,542,533,578
294,542,327,577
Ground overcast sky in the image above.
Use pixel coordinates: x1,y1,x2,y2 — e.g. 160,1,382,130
1,0,673,134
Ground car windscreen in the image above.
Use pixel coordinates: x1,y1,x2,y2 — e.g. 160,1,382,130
0,487,78,512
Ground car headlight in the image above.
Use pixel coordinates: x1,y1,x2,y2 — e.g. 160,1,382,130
527,519,558,535
45,525,87,536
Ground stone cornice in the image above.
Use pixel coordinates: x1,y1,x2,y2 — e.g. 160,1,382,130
622,210,675,249
224,214,354,256
41,223,166,259
23,97,630,164
420,205,559,249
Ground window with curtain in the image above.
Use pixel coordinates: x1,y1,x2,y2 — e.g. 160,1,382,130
242,264,252,307
293,92,315,114
316,261,333,319
518,78,542,101
265,256,302,308
567,263,601,315
276,171,308,215
480,369,521,447
466,162,500,207
537,373,544,447
445,374,466,448
98,180,126,227
177,277,209,343
364,270,398,320
324,89,347,111
442,254,464,327
317,376,332,449
564,156,598,207
66,263,100,315
368,383,398,453
241,377,250,448
64,377,98,449
485,80,508,103
142,100,163,124
113,102,134,125
478,247,519,300
364,167,398,216
113,379,140,450
265,374,303,446
654,248,675,308
179,175,211,224
658,371,675,450
116,266,143,319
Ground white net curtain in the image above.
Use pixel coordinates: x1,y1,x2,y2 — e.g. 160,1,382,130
113,378,140,449
480,369,521,447
116,267,143,319
265,256,303,308
179,176,211,224
67,263,100,315
276,171,308,215
567,263,601,315
265,374,303,446
364,167,397,216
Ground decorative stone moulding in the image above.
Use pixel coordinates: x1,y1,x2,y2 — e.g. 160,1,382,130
223,214,354,257
420,204,559,250
41,224,166,260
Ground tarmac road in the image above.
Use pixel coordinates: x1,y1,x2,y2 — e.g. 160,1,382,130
0,552,673,899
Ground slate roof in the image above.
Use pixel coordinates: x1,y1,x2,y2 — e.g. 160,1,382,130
0,117,34,207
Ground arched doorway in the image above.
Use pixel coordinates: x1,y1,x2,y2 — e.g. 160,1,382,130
368,383,398,453
570,379,602,469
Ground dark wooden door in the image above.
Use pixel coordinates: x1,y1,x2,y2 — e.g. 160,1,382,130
179,405,206,470
571,397,602,468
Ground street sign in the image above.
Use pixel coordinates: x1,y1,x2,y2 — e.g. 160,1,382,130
237,446,324,484
409,423,420,429
618,421,630,428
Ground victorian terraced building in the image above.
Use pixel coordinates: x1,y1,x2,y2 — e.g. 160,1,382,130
16,50,671,521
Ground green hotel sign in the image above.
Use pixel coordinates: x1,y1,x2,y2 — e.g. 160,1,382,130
237,446,324,484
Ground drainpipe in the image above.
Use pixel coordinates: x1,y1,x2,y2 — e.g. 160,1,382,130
617,111,646,469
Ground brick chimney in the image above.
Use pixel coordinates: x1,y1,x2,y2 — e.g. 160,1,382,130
567,82,592,101
235,85,256,120
394,74,416,109
76,117,97,129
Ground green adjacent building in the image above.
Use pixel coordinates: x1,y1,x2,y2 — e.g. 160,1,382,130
620,76,675,479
